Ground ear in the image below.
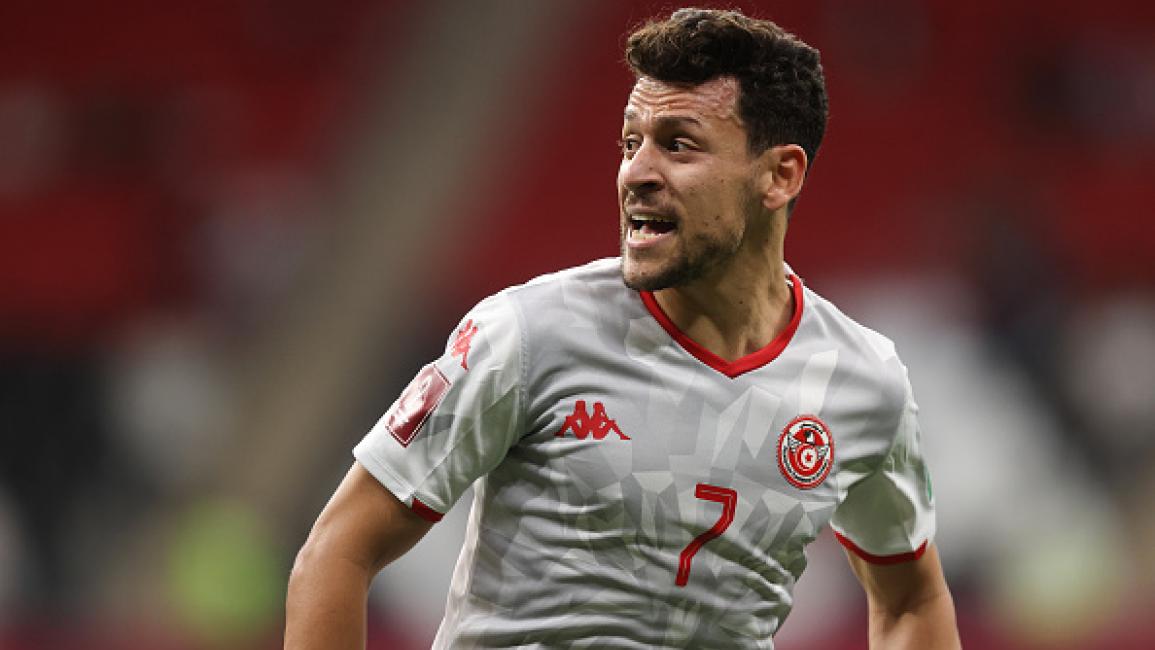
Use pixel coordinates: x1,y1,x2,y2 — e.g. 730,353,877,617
757,144,808,213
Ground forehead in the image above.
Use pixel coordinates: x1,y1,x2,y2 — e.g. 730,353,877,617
624,76,741,125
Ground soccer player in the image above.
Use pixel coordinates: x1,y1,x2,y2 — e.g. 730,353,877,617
286,8,960,649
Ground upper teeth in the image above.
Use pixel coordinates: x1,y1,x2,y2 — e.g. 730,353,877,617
632,214,670,223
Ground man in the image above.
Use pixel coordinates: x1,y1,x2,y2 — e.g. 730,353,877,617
286,8,960,649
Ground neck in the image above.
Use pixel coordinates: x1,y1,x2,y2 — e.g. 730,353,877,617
652,231,793,363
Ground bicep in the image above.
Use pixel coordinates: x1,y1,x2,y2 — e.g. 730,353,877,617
845,543,951,615
302,462,434,574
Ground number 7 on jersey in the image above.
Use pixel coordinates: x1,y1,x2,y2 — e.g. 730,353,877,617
676,483,738,586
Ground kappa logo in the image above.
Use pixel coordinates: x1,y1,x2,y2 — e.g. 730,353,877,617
554,400,631,441
777,415,834,489
451,319,479,369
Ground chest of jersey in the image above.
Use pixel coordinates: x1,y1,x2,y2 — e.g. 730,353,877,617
418,266,917,646
484,312,887,605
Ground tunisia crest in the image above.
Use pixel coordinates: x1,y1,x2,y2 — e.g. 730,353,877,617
777,415,834,489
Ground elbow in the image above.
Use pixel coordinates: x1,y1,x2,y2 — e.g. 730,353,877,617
287,524,347,592
287,535,322,595
869,590,960,650
287,522,377,594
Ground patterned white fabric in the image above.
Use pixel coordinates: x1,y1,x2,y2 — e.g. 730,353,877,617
355,258,935,649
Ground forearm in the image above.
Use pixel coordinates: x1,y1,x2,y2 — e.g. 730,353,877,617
867,589,960,650
285,545,375,650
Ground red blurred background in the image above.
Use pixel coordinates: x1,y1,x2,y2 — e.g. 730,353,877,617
0,1,1152,648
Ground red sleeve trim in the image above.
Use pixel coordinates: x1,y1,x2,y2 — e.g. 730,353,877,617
410,498,444,523
834,530,928,565
640,274,804,378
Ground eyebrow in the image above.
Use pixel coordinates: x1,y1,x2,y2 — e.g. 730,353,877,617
622,109,704,128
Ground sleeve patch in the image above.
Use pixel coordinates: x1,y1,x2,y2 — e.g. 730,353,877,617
385,364,450,447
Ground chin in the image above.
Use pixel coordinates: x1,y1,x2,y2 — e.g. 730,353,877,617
621,272,658,292
620,256,683,291
620,256,654,290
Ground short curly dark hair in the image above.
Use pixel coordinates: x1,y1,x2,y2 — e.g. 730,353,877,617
625,7,828,167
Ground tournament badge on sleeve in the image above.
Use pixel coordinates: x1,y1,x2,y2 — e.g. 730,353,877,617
777,415,834,489
385,364,451,447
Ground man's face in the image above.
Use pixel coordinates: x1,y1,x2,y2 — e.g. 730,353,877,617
618,76,766,291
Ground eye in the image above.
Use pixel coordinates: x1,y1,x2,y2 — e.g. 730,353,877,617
669,138,696,153
618,136,641,158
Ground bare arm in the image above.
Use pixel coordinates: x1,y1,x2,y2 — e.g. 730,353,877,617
285,462,433,650
845,543,961,650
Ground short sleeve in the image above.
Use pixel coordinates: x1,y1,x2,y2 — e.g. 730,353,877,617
830,378,936,563
354,292,523,522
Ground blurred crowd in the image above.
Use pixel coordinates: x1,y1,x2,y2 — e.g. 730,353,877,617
0,1,1151,648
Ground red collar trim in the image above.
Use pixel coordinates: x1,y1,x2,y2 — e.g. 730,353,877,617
640,274,804,378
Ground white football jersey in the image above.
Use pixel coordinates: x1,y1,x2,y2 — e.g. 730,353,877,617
354,258,935,649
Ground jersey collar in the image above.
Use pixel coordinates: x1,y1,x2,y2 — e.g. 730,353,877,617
640,274,804,378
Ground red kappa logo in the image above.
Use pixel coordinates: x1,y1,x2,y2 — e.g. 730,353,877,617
451,319,479,369
385,364,450,447
777,415,834,489
555,400,631,440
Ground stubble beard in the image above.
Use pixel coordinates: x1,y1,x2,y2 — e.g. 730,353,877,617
620,225,744,292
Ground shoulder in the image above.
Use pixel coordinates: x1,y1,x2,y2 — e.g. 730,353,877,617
458,259,619,319
492,257,632,323
800,281,912,405
803,285,900,363
500,257,624,302
457,257,632,346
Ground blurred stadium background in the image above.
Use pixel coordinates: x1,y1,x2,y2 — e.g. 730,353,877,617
0,0,1152,648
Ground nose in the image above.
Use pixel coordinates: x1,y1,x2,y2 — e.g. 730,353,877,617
619,141,664,198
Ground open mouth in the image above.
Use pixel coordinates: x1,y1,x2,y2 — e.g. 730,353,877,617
628,214,677,242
